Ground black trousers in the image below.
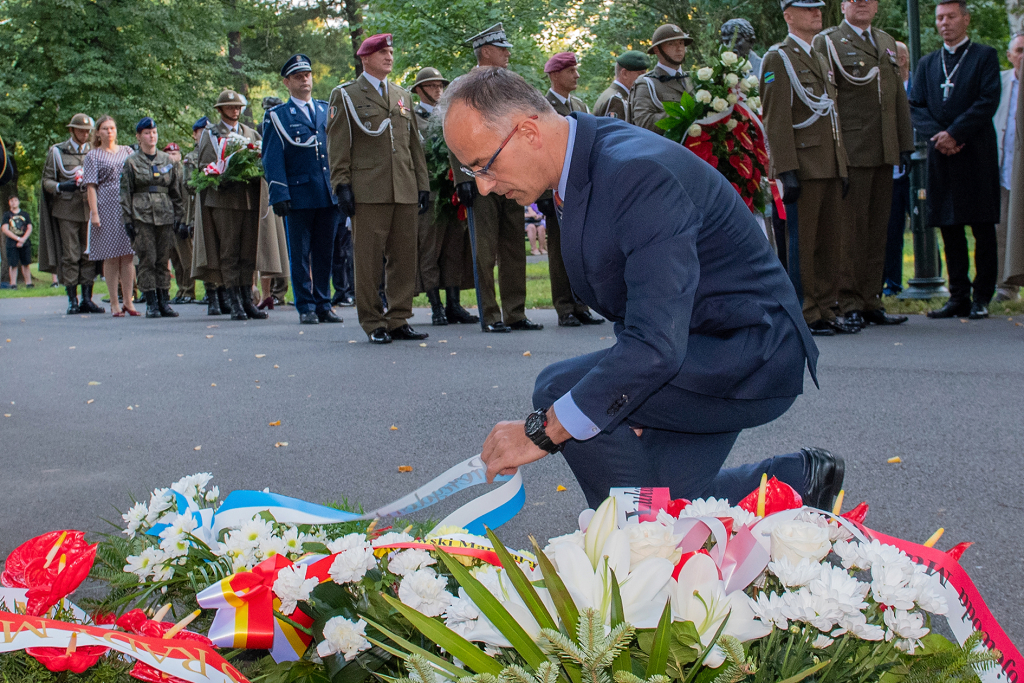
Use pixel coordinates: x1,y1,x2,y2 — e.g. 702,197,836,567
883,174,909,288
939,223,997,305
332,219,354,300
285,205,339,314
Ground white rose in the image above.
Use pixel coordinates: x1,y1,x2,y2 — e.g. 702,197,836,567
770,521,832,565
695,89,712,104
725,73,739,87
696,67,714,81
725,118,739,131
687,123,703,137
721,51,738,65
711,97,729,112
747,96,761,110
727,93,738,105
626,521,683,567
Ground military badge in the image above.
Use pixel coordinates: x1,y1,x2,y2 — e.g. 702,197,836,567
397,97,407,114
329,106,337,119
764,71,775,83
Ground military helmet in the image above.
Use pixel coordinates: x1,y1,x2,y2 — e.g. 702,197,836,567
648,24,693,54
411,67,449,91
214,90,248,109
67,113,94,130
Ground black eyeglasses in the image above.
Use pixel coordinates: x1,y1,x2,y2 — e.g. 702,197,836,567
460,115,538,179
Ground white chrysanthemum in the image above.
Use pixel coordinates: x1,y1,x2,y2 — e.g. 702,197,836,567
317,616,371,661
884,609,929,653
124,546,165,579
122,502,149,538
768,556,822,588
398,568,454,617
329,545,377,584
229,548,258,572
750,591,789,629
281,527,310,556
238,517,275,546
160,533,191,559
808,564,870,616
844,617,885,641
695,89,712,104
151,559,175,582
273,564,319,615
678,497,732,518
780,588,843,632
371,531,415,547
811,634,834,649
205,486,220,503
469,564,503,598
327,533,371,554
908,566,948,615
696,67,714,81
159,513,198,541
870,563,918,610
260,535,290,559
171,473,213,502
712,97,729,112
388,549,436,576
444,590,481,637
146,489,175,525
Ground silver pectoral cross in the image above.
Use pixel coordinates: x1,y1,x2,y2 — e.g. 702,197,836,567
941,77,955,100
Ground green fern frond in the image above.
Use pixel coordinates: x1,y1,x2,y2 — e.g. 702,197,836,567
406,654,440,683
499,665,538,683
457,674,500,683
901,631,1001,683
540,628,587,665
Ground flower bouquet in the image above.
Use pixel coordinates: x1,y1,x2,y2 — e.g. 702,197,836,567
424,132,467,224
657,45,769,213
189,132,263,193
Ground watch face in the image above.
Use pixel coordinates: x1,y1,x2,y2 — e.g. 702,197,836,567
524,411,545,437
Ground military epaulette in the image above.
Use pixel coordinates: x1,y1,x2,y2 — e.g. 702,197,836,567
267,102,288,113
820,25,840,36
767,43,785,53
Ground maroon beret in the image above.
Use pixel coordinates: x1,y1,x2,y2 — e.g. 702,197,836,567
162,142,180,152
356,33,393,57
544,52,578,73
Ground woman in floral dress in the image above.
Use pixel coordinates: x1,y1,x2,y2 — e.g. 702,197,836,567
84,116,137,316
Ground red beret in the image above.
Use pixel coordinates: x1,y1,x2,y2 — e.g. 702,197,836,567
544,52,578,73
162,142,180,152
357,33,393,57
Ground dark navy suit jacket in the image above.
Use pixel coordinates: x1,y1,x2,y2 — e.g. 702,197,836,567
561,114,818,433
262,99,336,210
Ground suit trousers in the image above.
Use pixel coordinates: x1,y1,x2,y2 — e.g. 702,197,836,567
58,219,96,286
939,223,997,306
170,234,196,298
352,202,417,334
286,206,339,314
472,193,526,325
540,208,591,321
438,217,470,289
533,349,804,509
996,187,1020,299
133,222,174,291
416,196,442,293
790,178,843,325
837,166,893,314
208,208,258,288
332,220,354,299
884,174,910,289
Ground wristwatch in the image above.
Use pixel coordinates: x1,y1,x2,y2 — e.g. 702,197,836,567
525,407,562,454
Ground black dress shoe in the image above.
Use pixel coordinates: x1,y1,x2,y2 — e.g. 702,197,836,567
827,317,860,334
368,327,392,344
300,312,319,324
968,302,989,319
558,314,582,327
508,318,544,331
390,324,428,340
483,322,512,333
927,299,971,318
862,308,908,325
575,310,605,325
332,294,355,307
843,311,865,329
800,447,845,510
318,309,343,323
807,320,835,336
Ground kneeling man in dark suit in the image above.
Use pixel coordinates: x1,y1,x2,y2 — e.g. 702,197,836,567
441,67,843,509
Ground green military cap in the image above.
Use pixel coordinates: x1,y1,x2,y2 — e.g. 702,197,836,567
648,24,693,54
411,67,450,90
467,22,513,50
615,50,649,71
67,113,94,130
214,89,248,109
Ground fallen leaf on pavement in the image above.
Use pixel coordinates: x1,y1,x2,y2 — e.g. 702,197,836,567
127,406,133,411
959,319,968,323
419,343,427,347
177,354,184,357
274,365,279,368
887,456,902,464
274,442,288,448
194,446,201,451
269,420,281,426
3,414,10,418
88,381,101,385
556,485,567,492
86,399,94,404
206,335,214,339
398,466,413,473
255,354,266,358
211,383,217,387
523,351,531,356
207,325,218,329
390,425,398,431
450,352,456,355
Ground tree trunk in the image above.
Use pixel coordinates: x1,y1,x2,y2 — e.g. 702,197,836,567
345,0,364,76
228,30,246,94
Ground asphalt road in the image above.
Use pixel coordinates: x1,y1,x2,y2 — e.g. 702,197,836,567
1,297,1022,647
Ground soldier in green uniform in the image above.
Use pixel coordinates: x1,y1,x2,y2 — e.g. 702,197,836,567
449,22,542,333
814,1,913,327
194,90,268,321
120,118,184,318
412,67,449,324
326,33,431,344
761,0,858,336
593,51,649,120
537,52,603,327
629,25,695,134
39,113,105,314
182,117,228,315
163,141,196,304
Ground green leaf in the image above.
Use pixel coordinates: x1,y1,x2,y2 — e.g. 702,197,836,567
380,593,502,676
434,546,549,670
485,526,557,631
530,536,579,641
665,621,700,677
645,599,673,678
361,615,471,680
775,659,831,683
681,613,729,683
608,569,631,675
304,541,332,555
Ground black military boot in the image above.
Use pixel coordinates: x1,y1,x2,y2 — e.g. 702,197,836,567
427,288,448,325
225,287,248,321
66,285,81,315
445,287,479,324
239,286,268,319
217,286,232,315
79,283,104,313
143,290,161,318
157,289,179,317
207,287,223,315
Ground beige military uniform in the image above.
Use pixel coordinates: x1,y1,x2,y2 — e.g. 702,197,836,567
593,81,630,119
171,148,198,297
814,22,914,315
629,65,694,134
761,36,849,325
120,149,183,291
326,73,429,334
41,140,94,285
413,103,442,293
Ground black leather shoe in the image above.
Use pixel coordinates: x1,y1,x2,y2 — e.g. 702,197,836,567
483,322,512,333
300,312,319,324
843,311,865,329
927,299,971,318
968,302,989,319
827,318,861,334
508,318,544,331
862,308,908,325
558,314,582,327
390,324,428,340
317,309,343,323
807,320,835,336
431,305,449,326
239,286,269,319
338,297,355,307
171,293,187,304
800,447,845,510
575,310,605,325
368,327,392,344
446,303,480,324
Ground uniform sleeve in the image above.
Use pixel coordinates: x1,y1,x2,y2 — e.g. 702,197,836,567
908,58,943,138
261,110,290,205
895,73,915,153
409,104,430,193
120,157,135,225
760,51,799,176
41,147,59,195
325,87,353,189
628,79,666,133
947,49,1002,144
170,162,184,223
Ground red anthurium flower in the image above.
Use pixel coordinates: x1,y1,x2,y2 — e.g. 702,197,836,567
729,154,754,180
1,530,97,616
743,195,755,211
457,205,467,222
26,643,109,674
747,180,759,195
665,498,690,517
725,138,735,153
737,476,804,516
946,542,973,561
752,167,762,185
735,127,755,152
730,181,742,196
671,548,714,581
686,140,714,164
754,145,770,166
840,502,869,525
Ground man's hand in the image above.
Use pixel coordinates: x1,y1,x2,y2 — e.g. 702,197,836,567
480,408,571,483
456,181,476,209
779,170,801,204
899,150,912,175
418,190,430,215
272,200,291,217
335,184,355,217
931,130,960,155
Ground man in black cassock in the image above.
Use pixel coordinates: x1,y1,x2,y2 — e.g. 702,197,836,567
909,0,1001,319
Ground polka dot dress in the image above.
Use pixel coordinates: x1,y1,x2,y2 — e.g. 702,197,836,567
83,146,134,261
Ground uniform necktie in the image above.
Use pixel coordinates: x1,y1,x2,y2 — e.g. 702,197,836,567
379,82,387,100
307,102,316,123
657,73,684,82
553,191,564,222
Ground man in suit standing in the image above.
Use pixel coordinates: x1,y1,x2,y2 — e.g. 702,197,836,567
326,33,431,343
814,0,913,328
761,0,859,336
629,24,694,134
593,51,649,120
263,54,341,325
992,32,1023,302
910,0,1002,319
883,41,912,296
441,68,842,509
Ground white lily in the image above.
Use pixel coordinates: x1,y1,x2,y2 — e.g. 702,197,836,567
671,553,771,667
450,564,554,648
584,496,618,568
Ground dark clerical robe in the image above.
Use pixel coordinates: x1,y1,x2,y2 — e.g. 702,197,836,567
909,40,1001,227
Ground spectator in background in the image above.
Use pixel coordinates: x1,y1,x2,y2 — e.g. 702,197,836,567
525,203,546,255
2,196,33,288
993,32,1023,302
884,41,912,296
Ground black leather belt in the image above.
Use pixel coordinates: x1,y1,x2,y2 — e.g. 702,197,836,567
146,186,169,194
